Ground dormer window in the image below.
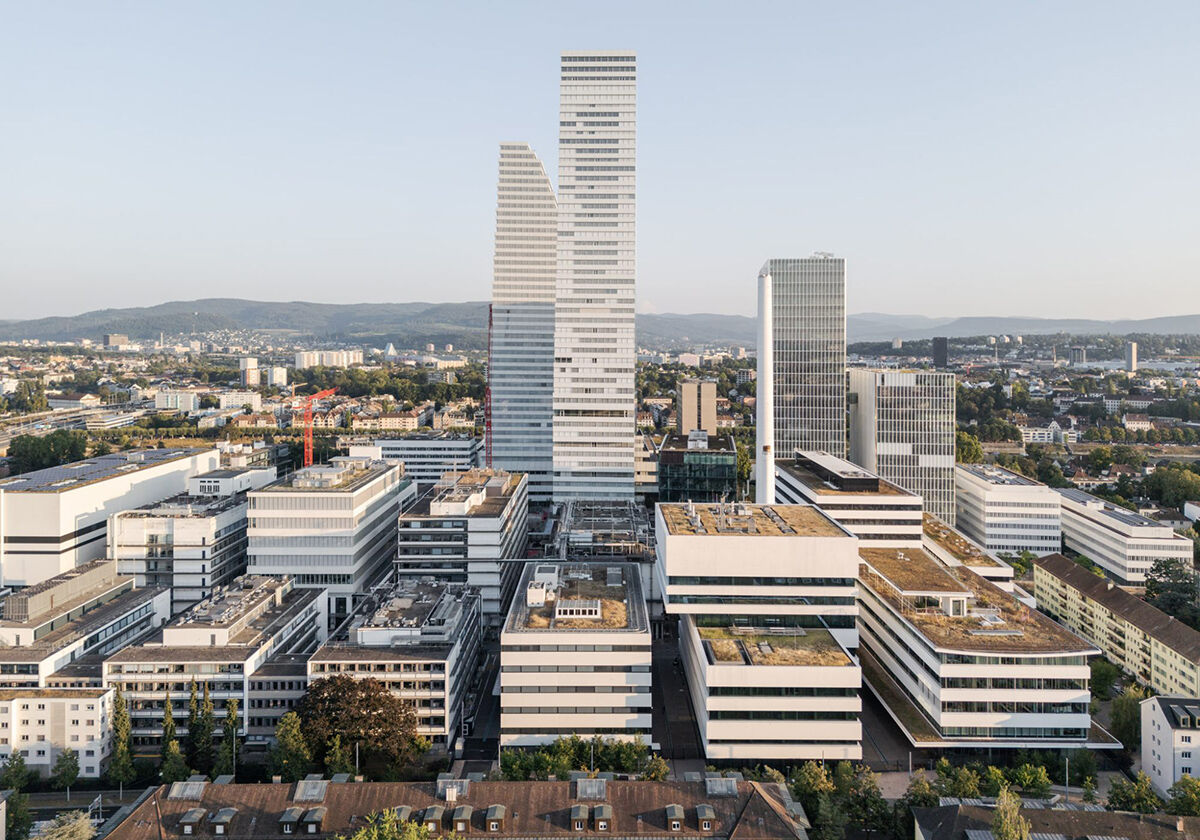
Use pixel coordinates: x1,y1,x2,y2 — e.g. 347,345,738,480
489,822,499,832
671,821,681,831
702,820,711,831
665,803,684,832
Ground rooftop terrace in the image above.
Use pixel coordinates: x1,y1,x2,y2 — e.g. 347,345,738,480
259,457,392,493
922,514,1001,567
506,563,648,634
698,626,851,667
956,463,1042,487
659,502,844,538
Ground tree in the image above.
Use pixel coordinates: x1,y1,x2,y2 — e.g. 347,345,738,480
1111,685,1147,751
956,430,984,463
934,758,981,798
160,696,177,764
2,752,33,840
160,740,192,784
792,760,835,816
642,754,670,782
0,750,31,793
337,810,435,840
7,430,87,474
982,766,1009,797
1166,774,1200,816
52,748,80,801
108,687,135,791
811,792,847,840
40,811,95,840
1106,771,1161,813
268,712,312,783
297,675,428,776
1009,764,1051,798
325,735,355,776
1144,557,1200,628
1088,446,1114,473
214,697,239,778
991,787,1031,840
1090,658,1121,698
189,682,215,775
1082,777,1098,804
184,679,199,764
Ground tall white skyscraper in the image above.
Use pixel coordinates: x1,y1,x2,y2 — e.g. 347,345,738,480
489,143,558,500
766,255,847,457
552,51,637,500
847,368,957,524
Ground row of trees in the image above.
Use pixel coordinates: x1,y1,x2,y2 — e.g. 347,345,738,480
7,430,88,474
498,736,669,781
1083,424,1200,444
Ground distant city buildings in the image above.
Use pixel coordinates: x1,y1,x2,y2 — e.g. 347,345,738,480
677,378,717,436
1126,341,1139,373
1069,346,1087,367
847,368,956,524
932,336,949,368
294,349,364,369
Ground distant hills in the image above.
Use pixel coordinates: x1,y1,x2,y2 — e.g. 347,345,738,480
2,299,1199,349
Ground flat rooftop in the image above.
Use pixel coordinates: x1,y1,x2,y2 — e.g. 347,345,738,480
258,460,392,493
1057,487,1183,530
778,454,910,497
174,576,287,629
122,491,244,519
506,563,649,634
660,432,736,452
956,463,1042,487
403,469,519,519
659,502,844,537
0,448,208,493
861,551,1094,655
698,626,851,667
922,514,1000,567
0,587,166,661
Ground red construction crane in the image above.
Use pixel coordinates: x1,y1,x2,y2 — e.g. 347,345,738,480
298,387,337,468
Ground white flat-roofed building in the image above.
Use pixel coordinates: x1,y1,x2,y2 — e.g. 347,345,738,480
395,470,529,625
218,391,261,412
109,468,276,613
500,562,651,748
0,687,114,779
858,546,1100,750
921,513,1015,592
656,502,862,762
955,464,1062,557
0,447,220,588
1057,487,1194,584
308,580,481,753
1142,696,1200,797
348,433,482,485
0,559,170,688
103,575,327,751
247,457,415,627
154,390,200,412
776,451,923,547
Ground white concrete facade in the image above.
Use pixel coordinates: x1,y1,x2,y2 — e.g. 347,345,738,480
0,688,113,779
955,464,1062,557
552,51,638,501
1057,488,1194,584
1142,696,1200,798
348,434,482,485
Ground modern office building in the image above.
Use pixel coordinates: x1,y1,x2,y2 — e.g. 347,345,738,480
1142,696,1200,797
848,368,956,524
348,433,482,485
0,448,219,588
1126,341,1139,373
109,467,276,613
656,432,737,504
0,559,170,688
103,576,326,751
1056,487,1194,584
551,51,638,501
308,580,481,753
932,336,949,369
246,456,414,626
775,451,923,547
656,502,862,761
1033,554,1200,697
955,464,1062,556
677,379,717,436
859,547,1099,750
488,143,558,502
395,469,529,625
0,688,114,779
500,562,651,748
763,255,847,458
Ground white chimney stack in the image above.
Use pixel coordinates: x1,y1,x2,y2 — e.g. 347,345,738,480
755,265,775,504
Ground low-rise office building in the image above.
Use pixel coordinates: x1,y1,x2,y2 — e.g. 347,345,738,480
955,464,1062,557
500,562,652,748
109,467,276,613
776,450,923,547
0,687,114,779
859,547,1099,750
656,502,862,762
1056,487,1194,584
656,431,737,504
1143,696,1200,797
921,513,1015,592
0,447,220,588
308,580,481,753
395,469,528,625
0,559,170,688
1033,553,1200,696
247,456,414,626
103,575,326,751
348,433,482,485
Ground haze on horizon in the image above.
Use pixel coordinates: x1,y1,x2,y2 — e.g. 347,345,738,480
3,1,1198,322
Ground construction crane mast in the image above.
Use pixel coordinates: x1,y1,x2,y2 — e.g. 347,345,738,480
298,387,337,468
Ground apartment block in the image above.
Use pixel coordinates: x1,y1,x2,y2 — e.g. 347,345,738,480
859,547,1098,749
775,450,923,547
0,688,113,779
247,456,414,626
395,469,529,625
348,433,482,485
308,580,481,753
109,467,276,613
103,576,327,750
677,379,717,436
1033,554,1200,696
0,447,220,587
1056,488,1194,584
656,502,862,761
1142,696,1200,797
955,464,1062,556
155,390,200,412
500,562,652,748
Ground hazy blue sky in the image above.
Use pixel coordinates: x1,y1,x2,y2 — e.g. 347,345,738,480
3,2,1198,321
